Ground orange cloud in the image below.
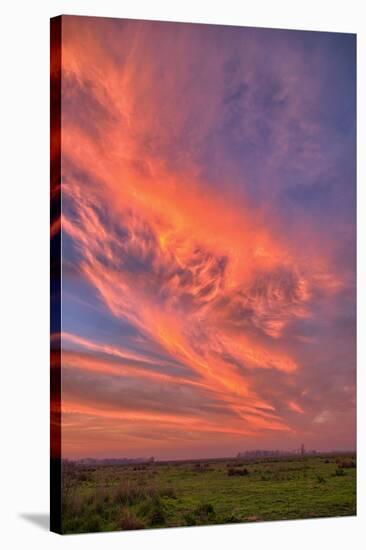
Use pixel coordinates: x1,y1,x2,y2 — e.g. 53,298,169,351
54,16,354,458
288,400,304,414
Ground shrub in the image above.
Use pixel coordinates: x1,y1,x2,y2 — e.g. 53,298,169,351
316,475,326,483
195,503,216,522
335,468,345,477
227,467,249,476
149,497,167,526
76,473,87,482
83,513,102,533
184,512,197,526
193,463,212,473
119,509,146,530
113,481,155,505
184,503,216,526
222,514,240,524
260,474,270,481
339,460,356,469
160,486,177,499
63,488,84,516
94,487,110,513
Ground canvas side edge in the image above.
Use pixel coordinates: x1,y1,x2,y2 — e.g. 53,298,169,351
50,14,62,535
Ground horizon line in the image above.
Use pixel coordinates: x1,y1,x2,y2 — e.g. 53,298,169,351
62,449,357,462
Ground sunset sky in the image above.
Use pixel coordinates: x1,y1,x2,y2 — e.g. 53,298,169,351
55,16,356,459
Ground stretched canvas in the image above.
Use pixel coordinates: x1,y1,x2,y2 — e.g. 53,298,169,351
50,15,356,534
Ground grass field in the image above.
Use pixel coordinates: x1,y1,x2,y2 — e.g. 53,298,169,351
61,455,356,534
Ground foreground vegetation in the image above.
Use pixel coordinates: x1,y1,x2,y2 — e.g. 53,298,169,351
61,455,356,534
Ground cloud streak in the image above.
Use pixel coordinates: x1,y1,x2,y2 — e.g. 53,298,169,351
56,16,356,459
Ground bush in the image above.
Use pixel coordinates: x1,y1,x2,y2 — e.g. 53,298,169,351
113,482,155,505
63,489,84,516
160,486,177,499
83,513,102,533
195,503,216,522
316,475,326,483
335,468,345,477
193,463,212,473
227,467,249,476
196,503,215,515
339,460,356,469
119,509,146,530
184,503,216,526
149,497,167,526
222,514,241,524
77,472,90,482
184,512,197,526
94,487,111,514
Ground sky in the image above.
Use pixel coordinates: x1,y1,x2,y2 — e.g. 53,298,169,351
55,16,356,459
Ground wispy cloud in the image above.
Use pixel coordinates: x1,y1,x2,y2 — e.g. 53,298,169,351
57,16,356,458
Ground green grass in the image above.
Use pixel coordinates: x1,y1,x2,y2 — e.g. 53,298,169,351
61,455,356,533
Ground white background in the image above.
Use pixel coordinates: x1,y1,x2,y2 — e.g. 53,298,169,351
0,0,364,548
